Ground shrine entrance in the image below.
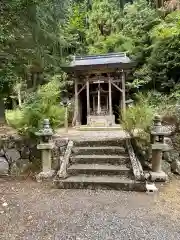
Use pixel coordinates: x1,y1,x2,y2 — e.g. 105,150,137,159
63,53,135,127
80,82,121,125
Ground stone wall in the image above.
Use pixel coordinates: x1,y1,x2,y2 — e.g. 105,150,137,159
0,135,68,176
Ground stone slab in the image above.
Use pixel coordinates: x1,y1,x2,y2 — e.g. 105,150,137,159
150,171,168,182
36,170,55,182
37,143,54,150
68,164,130,176
151,143,169,151
55,175,145,191
87,115,115,127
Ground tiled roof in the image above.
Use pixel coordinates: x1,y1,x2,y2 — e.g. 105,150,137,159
70,53,131,67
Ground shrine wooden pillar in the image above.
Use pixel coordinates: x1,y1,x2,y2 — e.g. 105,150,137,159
74,79,79,126
86,78,90,116
121,70,126,115
108,77,112,116
97,84,101,115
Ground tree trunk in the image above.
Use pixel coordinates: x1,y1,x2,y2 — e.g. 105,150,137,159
17,88,22,108
0,99,6,123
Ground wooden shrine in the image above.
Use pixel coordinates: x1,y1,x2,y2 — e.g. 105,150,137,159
63,53,135,127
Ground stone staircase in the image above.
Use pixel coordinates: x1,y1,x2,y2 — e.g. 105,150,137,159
56,139,144,191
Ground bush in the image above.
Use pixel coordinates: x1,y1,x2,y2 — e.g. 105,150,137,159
6,108,24,129
121,93,155,164
7,80,65,136
122,93,155,137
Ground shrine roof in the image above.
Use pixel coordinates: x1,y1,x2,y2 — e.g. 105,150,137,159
62,53,135,72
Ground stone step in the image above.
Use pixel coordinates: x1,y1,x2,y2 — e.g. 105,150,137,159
67,164,131,176
72,146,126,155
55,175,145,191
73,139,125,147
70,155,129,165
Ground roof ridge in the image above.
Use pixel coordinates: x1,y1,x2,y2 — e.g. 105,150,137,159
74,52,126,61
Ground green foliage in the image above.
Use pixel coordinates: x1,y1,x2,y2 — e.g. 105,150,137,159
122,94,155,136
7,80,65,136
86,0,131,54
132,10,180,92
2,0,180,131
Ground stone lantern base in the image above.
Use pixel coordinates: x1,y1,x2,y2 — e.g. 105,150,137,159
36,142,55,182
150,171,168,182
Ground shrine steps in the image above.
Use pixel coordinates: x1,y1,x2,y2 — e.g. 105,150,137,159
55,139,145,191
73,146,125,155
68,164,131,176
56,176,143,191
75,125,122,131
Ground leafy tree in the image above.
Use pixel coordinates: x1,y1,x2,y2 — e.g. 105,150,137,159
86,0,132,54
147,10,180,91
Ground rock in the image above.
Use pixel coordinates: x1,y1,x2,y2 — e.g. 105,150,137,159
0,149,5,157
162,160,171,175
20,146,30,159
5,149,20,162
27,215,33,220
146,183,158,194
171,159,180,175
10,163,21,176
16,159,31,173
36,170,55,182
0,156,8,175
10,159,31,176
2,202,8,207
164,150,179,163
164,137,173,149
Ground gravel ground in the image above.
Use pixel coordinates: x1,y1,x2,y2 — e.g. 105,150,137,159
0,178,180,240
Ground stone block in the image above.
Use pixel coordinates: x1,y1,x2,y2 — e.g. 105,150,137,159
171,159,180,175
5,149,20,162
37,143,54,150
36,170,55,182
146,183,158,193
0,156,8,175
150,171,168,182
162,160,171,175
87,115,115,127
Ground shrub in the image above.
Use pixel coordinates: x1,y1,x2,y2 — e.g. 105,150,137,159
121,93,155,164
7,80,65,136
122,94,155,137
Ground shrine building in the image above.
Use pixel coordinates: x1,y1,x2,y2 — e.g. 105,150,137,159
63,53,135,127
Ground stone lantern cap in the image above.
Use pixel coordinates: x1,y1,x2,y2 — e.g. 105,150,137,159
151,115,171,136
35,119,53,137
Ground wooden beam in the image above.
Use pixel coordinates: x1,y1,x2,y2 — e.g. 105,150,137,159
77,84,85,95
112,82,123,93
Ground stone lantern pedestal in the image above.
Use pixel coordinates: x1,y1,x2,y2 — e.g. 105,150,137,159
37,143,54,173
35,119,55,182
150,115,170,182
150,143,168,182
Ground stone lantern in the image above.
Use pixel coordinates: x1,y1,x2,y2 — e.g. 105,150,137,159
150,115,170,181
125,99,134,108
60,97,71,133
35,119,54,181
